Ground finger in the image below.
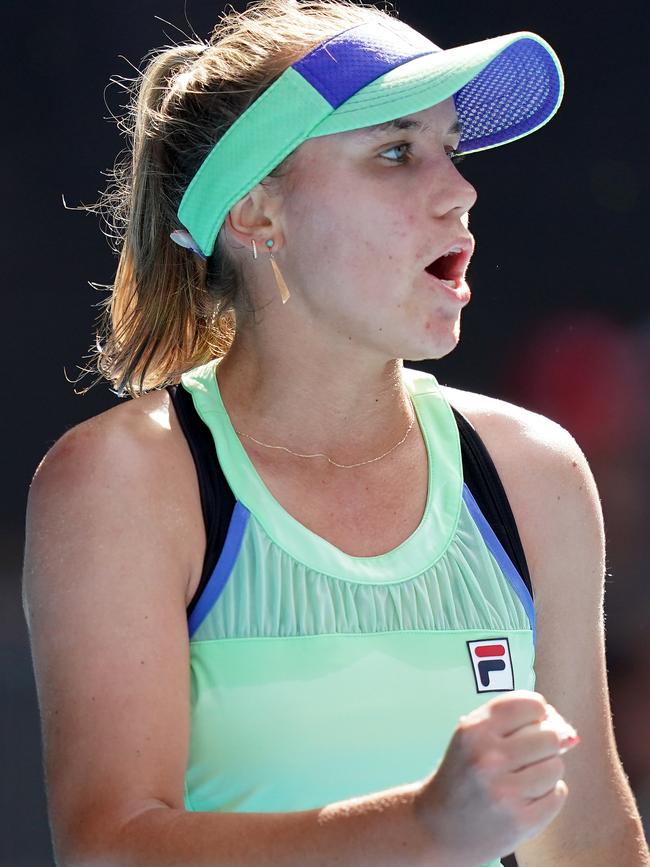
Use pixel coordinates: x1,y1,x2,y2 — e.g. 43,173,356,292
503,723,581,771
483,691,549,737
461,691,546,732
518,780,569,828
541,704,579,743
502,726,566,771
507,754,566,801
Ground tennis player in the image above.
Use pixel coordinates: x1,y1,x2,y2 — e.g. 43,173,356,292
22,1,648,865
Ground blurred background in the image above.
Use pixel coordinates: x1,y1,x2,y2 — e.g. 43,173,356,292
3,0,649,863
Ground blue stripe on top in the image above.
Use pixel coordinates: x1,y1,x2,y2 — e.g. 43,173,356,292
292,20,439,108
188,501,251,639
462,483,536,645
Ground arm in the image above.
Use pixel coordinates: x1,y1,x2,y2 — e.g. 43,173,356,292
473,405,649,866
22,403,440,867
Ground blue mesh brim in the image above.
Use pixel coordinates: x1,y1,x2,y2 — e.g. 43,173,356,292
308,32,563,155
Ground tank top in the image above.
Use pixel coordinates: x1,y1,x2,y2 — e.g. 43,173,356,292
170,358,536,867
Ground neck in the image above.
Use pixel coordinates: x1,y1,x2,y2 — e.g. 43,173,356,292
216,332,415,466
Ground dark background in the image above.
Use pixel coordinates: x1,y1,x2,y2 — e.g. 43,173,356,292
3,1,649,864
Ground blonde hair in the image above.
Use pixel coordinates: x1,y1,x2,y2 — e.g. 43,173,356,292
76,0,398,397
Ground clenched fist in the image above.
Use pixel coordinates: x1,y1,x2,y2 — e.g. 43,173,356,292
413,690,580,867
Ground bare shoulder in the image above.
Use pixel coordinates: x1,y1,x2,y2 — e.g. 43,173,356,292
33,389,182,484
439,383,581,464
27,388,204,608
439,384,603,594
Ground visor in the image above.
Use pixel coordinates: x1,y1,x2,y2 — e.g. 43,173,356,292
177,19,563,258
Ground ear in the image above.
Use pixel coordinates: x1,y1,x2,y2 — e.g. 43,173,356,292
224,182,284,250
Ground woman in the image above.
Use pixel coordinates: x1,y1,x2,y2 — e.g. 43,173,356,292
22,1,648,865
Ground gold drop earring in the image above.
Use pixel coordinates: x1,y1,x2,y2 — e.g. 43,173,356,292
265,239,291,304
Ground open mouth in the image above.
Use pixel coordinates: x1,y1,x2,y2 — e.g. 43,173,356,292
425,250,464,283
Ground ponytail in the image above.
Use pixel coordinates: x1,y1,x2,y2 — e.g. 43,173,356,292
80,44,239,397
74,0,393,397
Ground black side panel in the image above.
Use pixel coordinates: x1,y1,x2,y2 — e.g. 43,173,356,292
451,406,533,601
167,384,236,617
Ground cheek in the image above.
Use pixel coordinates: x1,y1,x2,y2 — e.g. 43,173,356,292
285,179,359,251
284,167,421,277
332,204,419,276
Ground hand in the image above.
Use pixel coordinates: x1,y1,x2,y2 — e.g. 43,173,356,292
413,690,580,866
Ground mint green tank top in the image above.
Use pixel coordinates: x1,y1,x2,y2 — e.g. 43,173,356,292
180,358,536,867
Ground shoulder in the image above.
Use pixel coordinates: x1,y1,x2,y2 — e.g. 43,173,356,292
438,383,592,494
27,388,205,604
439,384,604,595
439,383,581,465
32,389,183,497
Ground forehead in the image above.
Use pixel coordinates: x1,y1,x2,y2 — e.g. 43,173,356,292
355,98,462,142
284,98,461,177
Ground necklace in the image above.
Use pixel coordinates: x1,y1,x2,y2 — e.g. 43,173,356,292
234,406,416,469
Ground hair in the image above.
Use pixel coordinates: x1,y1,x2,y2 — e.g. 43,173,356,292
75,0,399,398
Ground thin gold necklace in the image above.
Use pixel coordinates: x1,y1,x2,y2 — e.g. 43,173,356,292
233,406,416,469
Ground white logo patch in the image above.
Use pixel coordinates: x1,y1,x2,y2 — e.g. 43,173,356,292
467,637,514,693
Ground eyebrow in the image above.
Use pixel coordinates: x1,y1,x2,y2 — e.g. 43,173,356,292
359,116,464,139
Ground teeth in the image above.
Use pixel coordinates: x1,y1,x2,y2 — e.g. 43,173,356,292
443,246,462,257
440,278,457,288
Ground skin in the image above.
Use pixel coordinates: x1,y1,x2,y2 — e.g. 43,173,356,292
22,97,648,864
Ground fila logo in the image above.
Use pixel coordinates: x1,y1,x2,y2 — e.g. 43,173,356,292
467,638,514,693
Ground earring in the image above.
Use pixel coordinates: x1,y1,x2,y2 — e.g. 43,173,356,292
265,239,291,304
251,239,258,259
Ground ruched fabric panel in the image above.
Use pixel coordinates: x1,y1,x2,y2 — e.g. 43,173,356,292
191,498,530,642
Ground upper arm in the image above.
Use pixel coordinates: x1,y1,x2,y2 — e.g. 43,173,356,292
509,425,643,862
445,390,642,862
23,408,198,864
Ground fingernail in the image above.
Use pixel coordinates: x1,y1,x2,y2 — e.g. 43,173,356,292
559,734,581,754
560,724,578,740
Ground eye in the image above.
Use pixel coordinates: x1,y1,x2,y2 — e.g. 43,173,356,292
379,142,412,164
446,147,466,166
379,142,466,167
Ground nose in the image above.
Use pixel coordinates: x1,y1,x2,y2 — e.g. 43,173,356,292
432,158,478,218
456,167,478,215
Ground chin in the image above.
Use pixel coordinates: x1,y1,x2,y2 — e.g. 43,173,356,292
409,317,461,361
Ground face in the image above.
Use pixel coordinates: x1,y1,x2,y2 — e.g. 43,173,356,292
267,97,477,361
